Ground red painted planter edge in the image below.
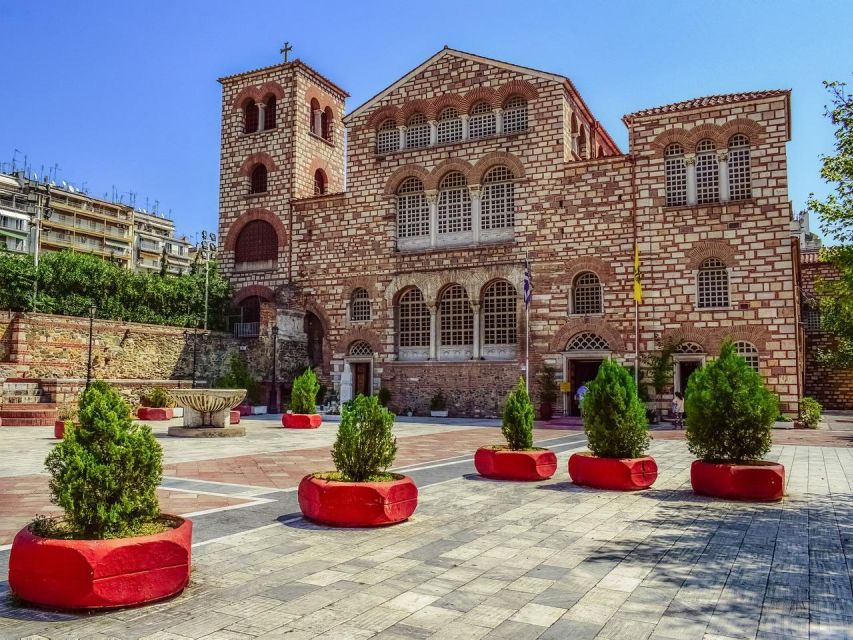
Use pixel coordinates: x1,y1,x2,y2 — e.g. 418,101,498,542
283,413,322,428
136,407,174,421
474,446,558,481
298,473,418,527
568,452,658,491
690,460,785,502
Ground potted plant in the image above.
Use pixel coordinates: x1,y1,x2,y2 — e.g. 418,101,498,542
568,359,657,490
54,405,77,439
686,340,783,501
137,386,174,421
218,354,264,415
9,381,192,609
298,394,417,526
283,368,322,428
799,396,822,429
537,364,559,420
377,386,391,407
474,378,557,481
641,338,680,423
429,390,448,417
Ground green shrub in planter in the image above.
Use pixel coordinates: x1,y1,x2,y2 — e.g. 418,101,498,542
583,359,649,459
291,368,321,414
800,397,822,429
685,339,778,463
331,394,397,482
377,387,391,407
501,377,534,450
140,386,172,409
41,381,163,539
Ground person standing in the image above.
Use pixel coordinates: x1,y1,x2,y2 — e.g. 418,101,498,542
575,383,589,415
672,391,685,429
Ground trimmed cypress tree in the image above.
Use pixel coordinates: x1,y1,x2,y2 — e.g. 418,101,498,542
331,394,397,482
502,377,534,450
583,359,649,459
291,368,321,414
42,381,162,539
685,339,778,463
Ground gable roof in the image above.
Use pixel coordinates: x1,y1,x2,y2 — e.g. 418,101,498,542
623,90,790,122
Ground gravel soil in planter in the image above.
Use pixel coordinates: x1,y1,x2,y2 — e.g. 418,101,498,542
136,407,173,421
474,446,557,481
568,452,658,490
298,473,418,527
691,460,785,501
283,413,322,429
9,516,192,610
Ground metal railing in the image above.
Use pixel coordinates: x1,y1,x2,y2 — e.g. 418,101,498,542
233,322,260,338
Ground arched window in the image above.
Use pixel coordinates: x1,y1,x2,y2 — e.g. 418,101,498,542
350,288,370,322
735,341,759,371
567,332,610,351
697,257,729,308
243,100,259,134
376,119,398,154
502,96,528,134
235,220,277,266
239,296,261,323
397,177,429,238
405,113,430,149
322,106,333,141
572,272,602,315
264,96,276,130
677,342,705,354
437,108,463,144
728,134,751,201
665,143,687,207
439,285,473,359
696,139,719,205
349,340,373,357
437,172,471,235
314,169,326,195
250,165,268,194
398,288,430,360
469,102,496,139
481,166,515,230
309,98,321,135
483,280,518,349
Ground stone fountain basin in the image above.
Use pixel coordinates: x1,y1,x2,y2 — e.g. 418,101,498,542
168,389,247,413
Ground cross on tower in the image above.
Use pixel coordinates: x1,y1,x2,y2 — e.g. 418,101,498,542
280,41,293,63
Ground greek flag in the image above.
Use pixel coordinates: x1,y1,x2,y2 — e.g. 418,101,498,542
523,260,533,306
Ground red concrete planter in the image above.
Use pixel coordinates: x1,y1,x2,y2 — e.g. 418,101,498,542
568,453,658,491
474,447,557,481
136,407,174,421
283,413,322,429
691,460,785,502
298,473,418,527
237,404,253,417
8,516,192,610
230,410,241,424
54,420,76,439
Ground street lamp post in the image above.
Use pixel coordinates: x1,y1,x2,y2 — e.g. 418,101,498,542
185,325,199,389
86,303,96,389
269,325,279,413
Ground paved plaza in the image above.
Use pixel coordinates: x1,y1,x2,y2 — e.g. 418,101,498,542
0,418,852,639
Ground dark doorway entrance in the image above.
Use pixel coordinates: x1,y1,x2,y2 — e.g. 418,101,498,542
678,360,702,394
569,360,603,416
352,362,371,396
304,312,324,369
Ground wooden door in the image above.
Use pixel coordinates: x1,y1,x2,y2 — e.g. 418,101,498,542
352,362,371,396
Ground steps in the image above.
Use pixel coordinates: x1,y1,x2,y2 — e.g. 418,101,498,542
1,382,57,427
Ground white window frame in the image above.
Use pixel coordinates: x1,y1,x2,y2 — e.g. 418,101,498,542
398,288,431,361
728,135,752,201
349,288,371,322
437,172,472,237
469,102,496,139
570,272,603,315
695,139,720,205
665,143,688,207
436,108,463,144
696,258,730,309
482,280,518,360
502,96,528,134
376,119,398,154
438,285,474,361
396,178,430,240
481,166,515,235
405,114,430,149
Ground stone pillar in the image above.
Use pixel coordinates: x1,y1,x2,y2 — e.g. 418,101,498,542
494,109,503,136
461,114,470,141
685,154,697,206
428,305,438,360
472,302,481,360
429,121,438,146
256,102,266,132
469,185,482,244
426,190,438,247
717,150,730,203
313,110,323,135
340,361,353,403
397,126,406,151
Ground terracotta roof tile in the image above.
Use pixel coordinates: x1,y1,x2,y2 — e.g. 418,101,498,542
623,90,790,121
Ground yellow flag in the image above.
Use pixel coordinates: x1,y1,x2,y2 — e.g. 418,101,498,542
633,242,643,304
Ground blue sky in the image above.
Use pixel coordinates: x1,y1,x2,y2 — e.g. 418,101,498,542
1,0,850,242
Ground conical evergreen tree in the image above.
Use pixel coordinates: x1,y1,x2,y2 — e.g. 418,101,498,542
583,359,649,458
502,377,534,450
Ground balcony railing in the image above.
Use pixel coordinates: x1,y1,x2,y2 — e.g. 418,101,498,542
233,322,260,338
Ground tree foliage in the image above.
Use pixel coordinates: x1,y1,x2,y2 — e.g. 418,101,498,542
641,338,681,420
41,381,162,539
502,377,534,450
583,359,649,459
290,368,320,414
331,394,397,482
217,353,261,404
800,396,822,429
140,386,173,408
0,249,231,329
685,339,778,463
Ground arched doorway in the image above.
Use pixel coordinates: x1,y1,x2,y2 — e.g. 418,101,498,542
347,340,374,397
304,312,324,369
563,332,611,416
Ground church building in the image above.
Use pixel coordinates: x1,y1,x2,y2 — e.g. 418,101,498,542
217,46,801,417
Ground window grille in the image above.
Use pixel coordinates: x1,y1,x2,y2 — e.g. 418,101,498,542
728,135,751,201
803,304,821,331
572,272,602,314
350,288,371,322
502,96,528,134
244,102,259,133
250,165,268,194
349,340,373,357
481,166,515,229
313,170,326,195
235,220,277,263
677,342,705,354
696,139,720,205
264,97,276,130
406,114,430,149
483,280,517,345
398,288,430,347
665,143,687,206
437,108,463,144
469,102,496,139
566,332,609,351
439,285,473,347
697,257,729,308
437,172,471,234
735,341,759,371
397,178,430,238
376,119,398,154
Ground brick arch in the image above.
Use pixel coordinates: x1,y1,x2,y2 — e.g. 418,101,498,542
383,164,431,195
719,118,765,146
496,80,539,105
308,158,332,188
428,159,474,190
257,81,285,102
469,152,526,184
367,104,400,129
335,327,383,356
463,87,499,111
564,256,616,285
399,99,431,125
660,325,712,352
237,152,278,177
688,123,726,149
342,275,380,298
651,128,693,155
231,86,262,110
477,277,520,306
686,240,738,269
223,209,288,252
304,86,335,113
708,325,770,353
233,284,275,305
430,94,466,119
549,319,625,352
